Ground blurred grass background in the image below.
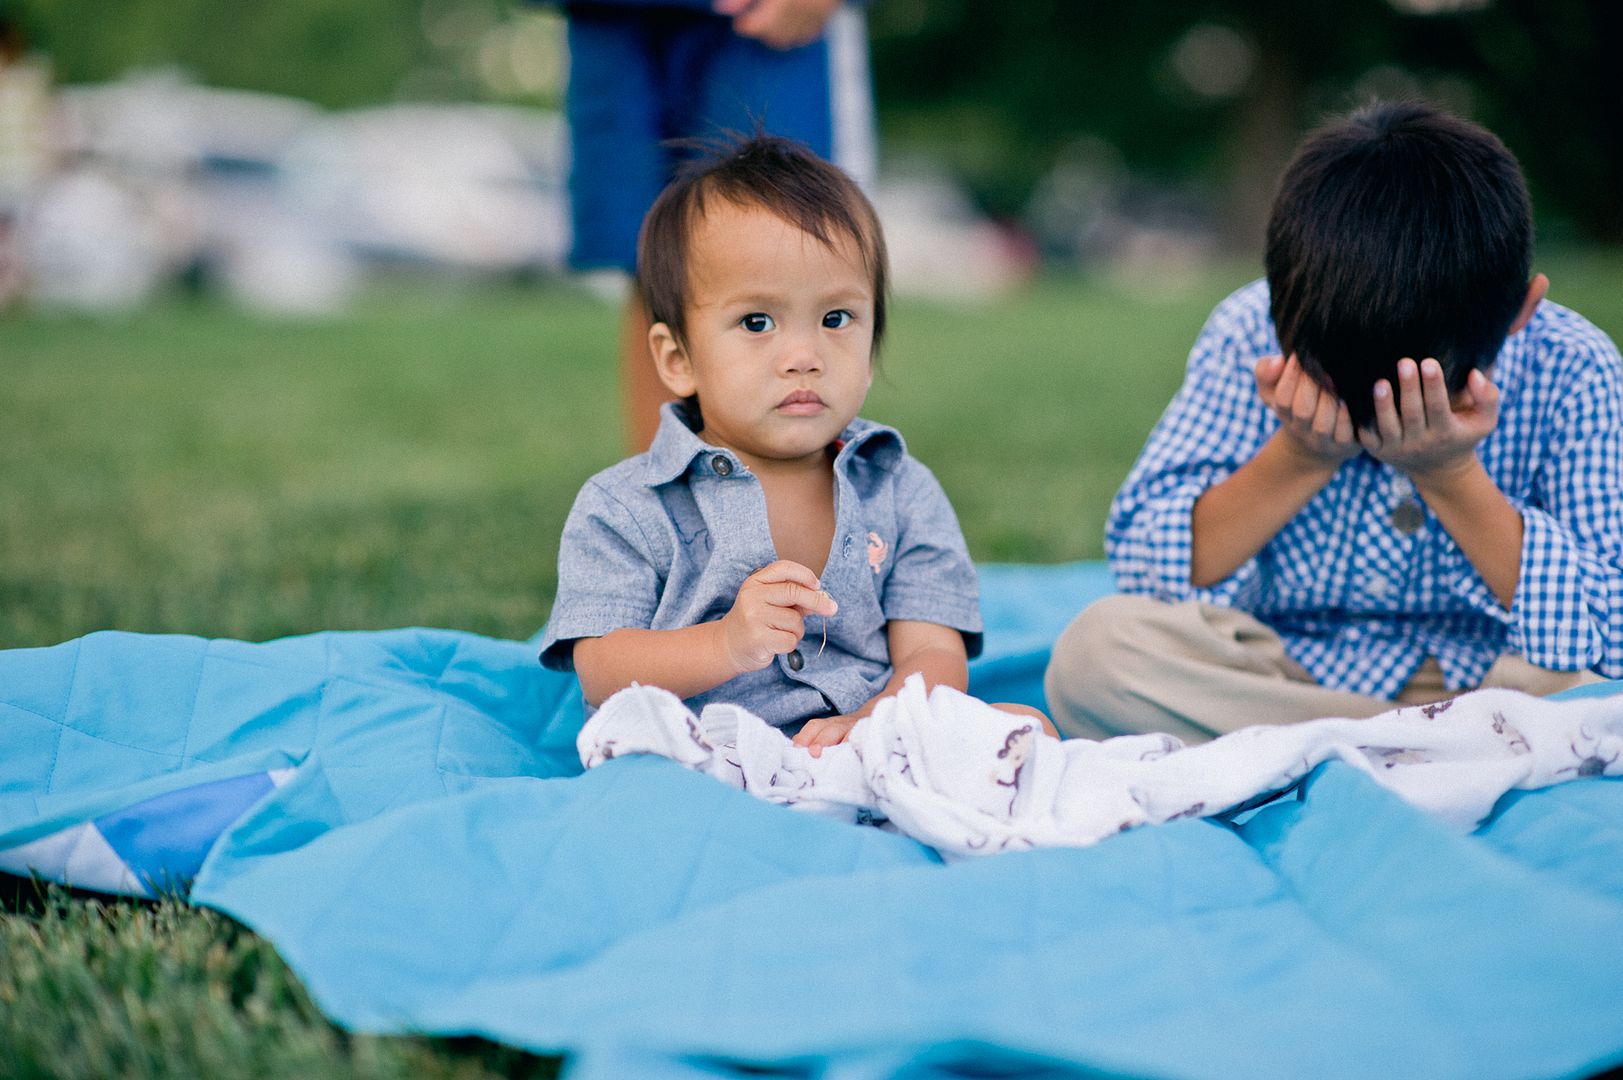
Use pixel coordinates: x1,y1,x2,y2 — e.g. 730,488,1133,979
6,255,1623,650
3,256,1622,1077
2,268,1230,649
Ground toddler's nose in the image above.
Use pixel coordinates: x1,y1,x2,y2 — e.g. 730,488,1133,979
781,334,824,374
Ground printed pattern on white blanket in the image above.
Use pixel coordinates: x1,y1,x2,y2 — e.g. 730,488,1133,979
579,676,1623,858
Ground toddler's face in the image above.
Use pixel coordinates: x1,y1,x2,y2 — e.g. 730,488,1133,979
656,199,875,468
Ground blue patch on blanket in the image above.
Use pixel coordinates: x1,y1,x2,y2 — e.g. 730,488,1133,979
4,561,1623,1079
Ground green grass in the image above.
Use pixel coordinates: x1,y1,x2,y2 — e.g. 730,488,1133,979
3,253,1621,1076
0,267,1271,649
0,882,560,1079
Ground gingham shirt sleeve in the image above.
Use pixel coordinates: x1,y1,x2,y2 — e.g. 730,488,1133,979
1467,342,1623,674
1107,285,1276,606
538,480,664,671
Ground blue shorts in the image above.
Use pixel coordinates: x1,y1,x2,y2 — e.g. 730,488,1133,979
565,2,871,272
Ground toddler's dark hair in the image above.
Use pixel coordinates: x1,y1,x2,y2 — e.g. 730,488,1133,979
636,132,888,354
1265,100,1532,428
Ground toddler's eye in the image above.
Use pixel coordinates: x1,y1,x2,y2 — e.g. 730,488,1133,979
741,312,776,333
823,309,854,329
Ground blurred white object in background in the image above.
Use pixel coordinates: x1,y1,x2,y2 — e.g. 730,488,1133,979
42,71,351,314
25,167,172,310
179,83,358,314
872,169,1033,299
26,70,1035,311
282,103,569,275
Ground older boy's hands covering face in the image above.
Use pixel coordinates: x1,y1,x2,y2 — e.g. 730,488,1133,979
712,0,842,49
1256,354,1360,467
1358,357,1501,484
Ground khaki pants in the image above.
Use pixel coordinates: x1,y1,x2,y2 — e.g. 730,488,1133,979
1044,594,1605,744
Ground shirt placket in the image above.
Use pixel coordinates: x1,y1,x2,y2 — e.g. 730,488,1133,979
781,460,864,696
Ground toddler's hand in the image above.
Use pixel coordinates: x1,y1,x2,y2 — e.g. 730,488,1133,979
793,713,860,757
1358,358,1500,485
721,560,837,673
712,0,841,49
1256,354,1360,467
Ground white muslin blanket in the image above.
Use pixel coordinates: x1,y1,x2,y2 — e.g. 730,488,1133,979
578,675,1623,857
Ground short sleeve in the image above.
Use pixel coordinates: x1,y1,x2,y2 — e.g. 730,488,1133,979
881,458,983,658
538,480,664,671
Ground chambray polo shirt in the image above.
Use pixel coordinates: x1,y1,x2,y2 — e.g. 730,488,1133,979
540,403,983,726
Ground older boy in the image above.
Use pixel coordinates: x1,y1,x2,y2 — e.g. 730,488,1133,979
1047,100,1623,744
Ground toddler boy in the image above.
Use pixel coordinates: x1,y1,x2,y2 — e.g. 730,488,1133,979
541,135,1047,753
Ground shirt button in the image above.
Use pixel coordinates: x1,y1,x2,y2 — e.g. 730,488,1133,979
785,649,804,671
842,536,853,559
710,455,733,477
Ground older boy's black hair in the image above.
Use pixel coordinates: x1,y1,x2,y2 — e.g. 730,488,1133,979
1265,100,1533,429
636,132,888,354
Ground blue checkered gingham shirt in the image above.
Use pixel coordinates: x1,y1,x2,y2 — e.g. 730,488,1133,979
1109,279,1623,698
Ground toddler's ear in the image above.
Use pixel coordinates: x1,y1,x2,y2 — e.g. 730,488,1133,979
649,323,697,398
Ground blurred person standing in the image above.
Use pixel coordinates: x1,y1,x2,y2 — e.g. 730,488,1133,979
0,16,53,310
557,0,876,449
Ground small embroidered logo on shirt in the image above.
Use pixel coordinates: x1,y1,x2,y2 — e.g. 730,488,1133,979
866,531,887,574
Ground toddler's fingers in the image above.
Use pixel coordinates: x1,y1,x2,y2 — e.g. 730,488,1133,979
801,719,854,757
792,716,829,747
802,588,838,617
766,581,836,616
751,559,822,589
762,606,805,640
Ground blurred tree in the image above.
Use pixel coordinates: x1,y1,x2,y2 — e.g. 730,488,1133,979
870,0,1622,247
14,0,447,108
1450,0,1623,242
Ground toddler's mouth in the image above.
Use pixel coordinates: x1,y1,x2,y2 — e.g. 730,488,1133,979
777,389,826,415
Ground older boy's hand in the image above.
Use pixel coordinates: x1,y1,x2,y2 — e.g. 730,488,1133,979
720,560,838,673
1357,358,1500,485
1256,354,1360,467
793,713,860,757
712,0,841,49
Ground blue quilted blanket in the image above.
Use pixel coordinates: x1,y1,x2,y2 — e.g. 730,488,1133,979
4,563,1622,1080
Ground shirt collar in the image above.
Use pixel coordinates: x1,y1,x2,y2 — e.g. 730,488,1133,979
641,402,905,487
